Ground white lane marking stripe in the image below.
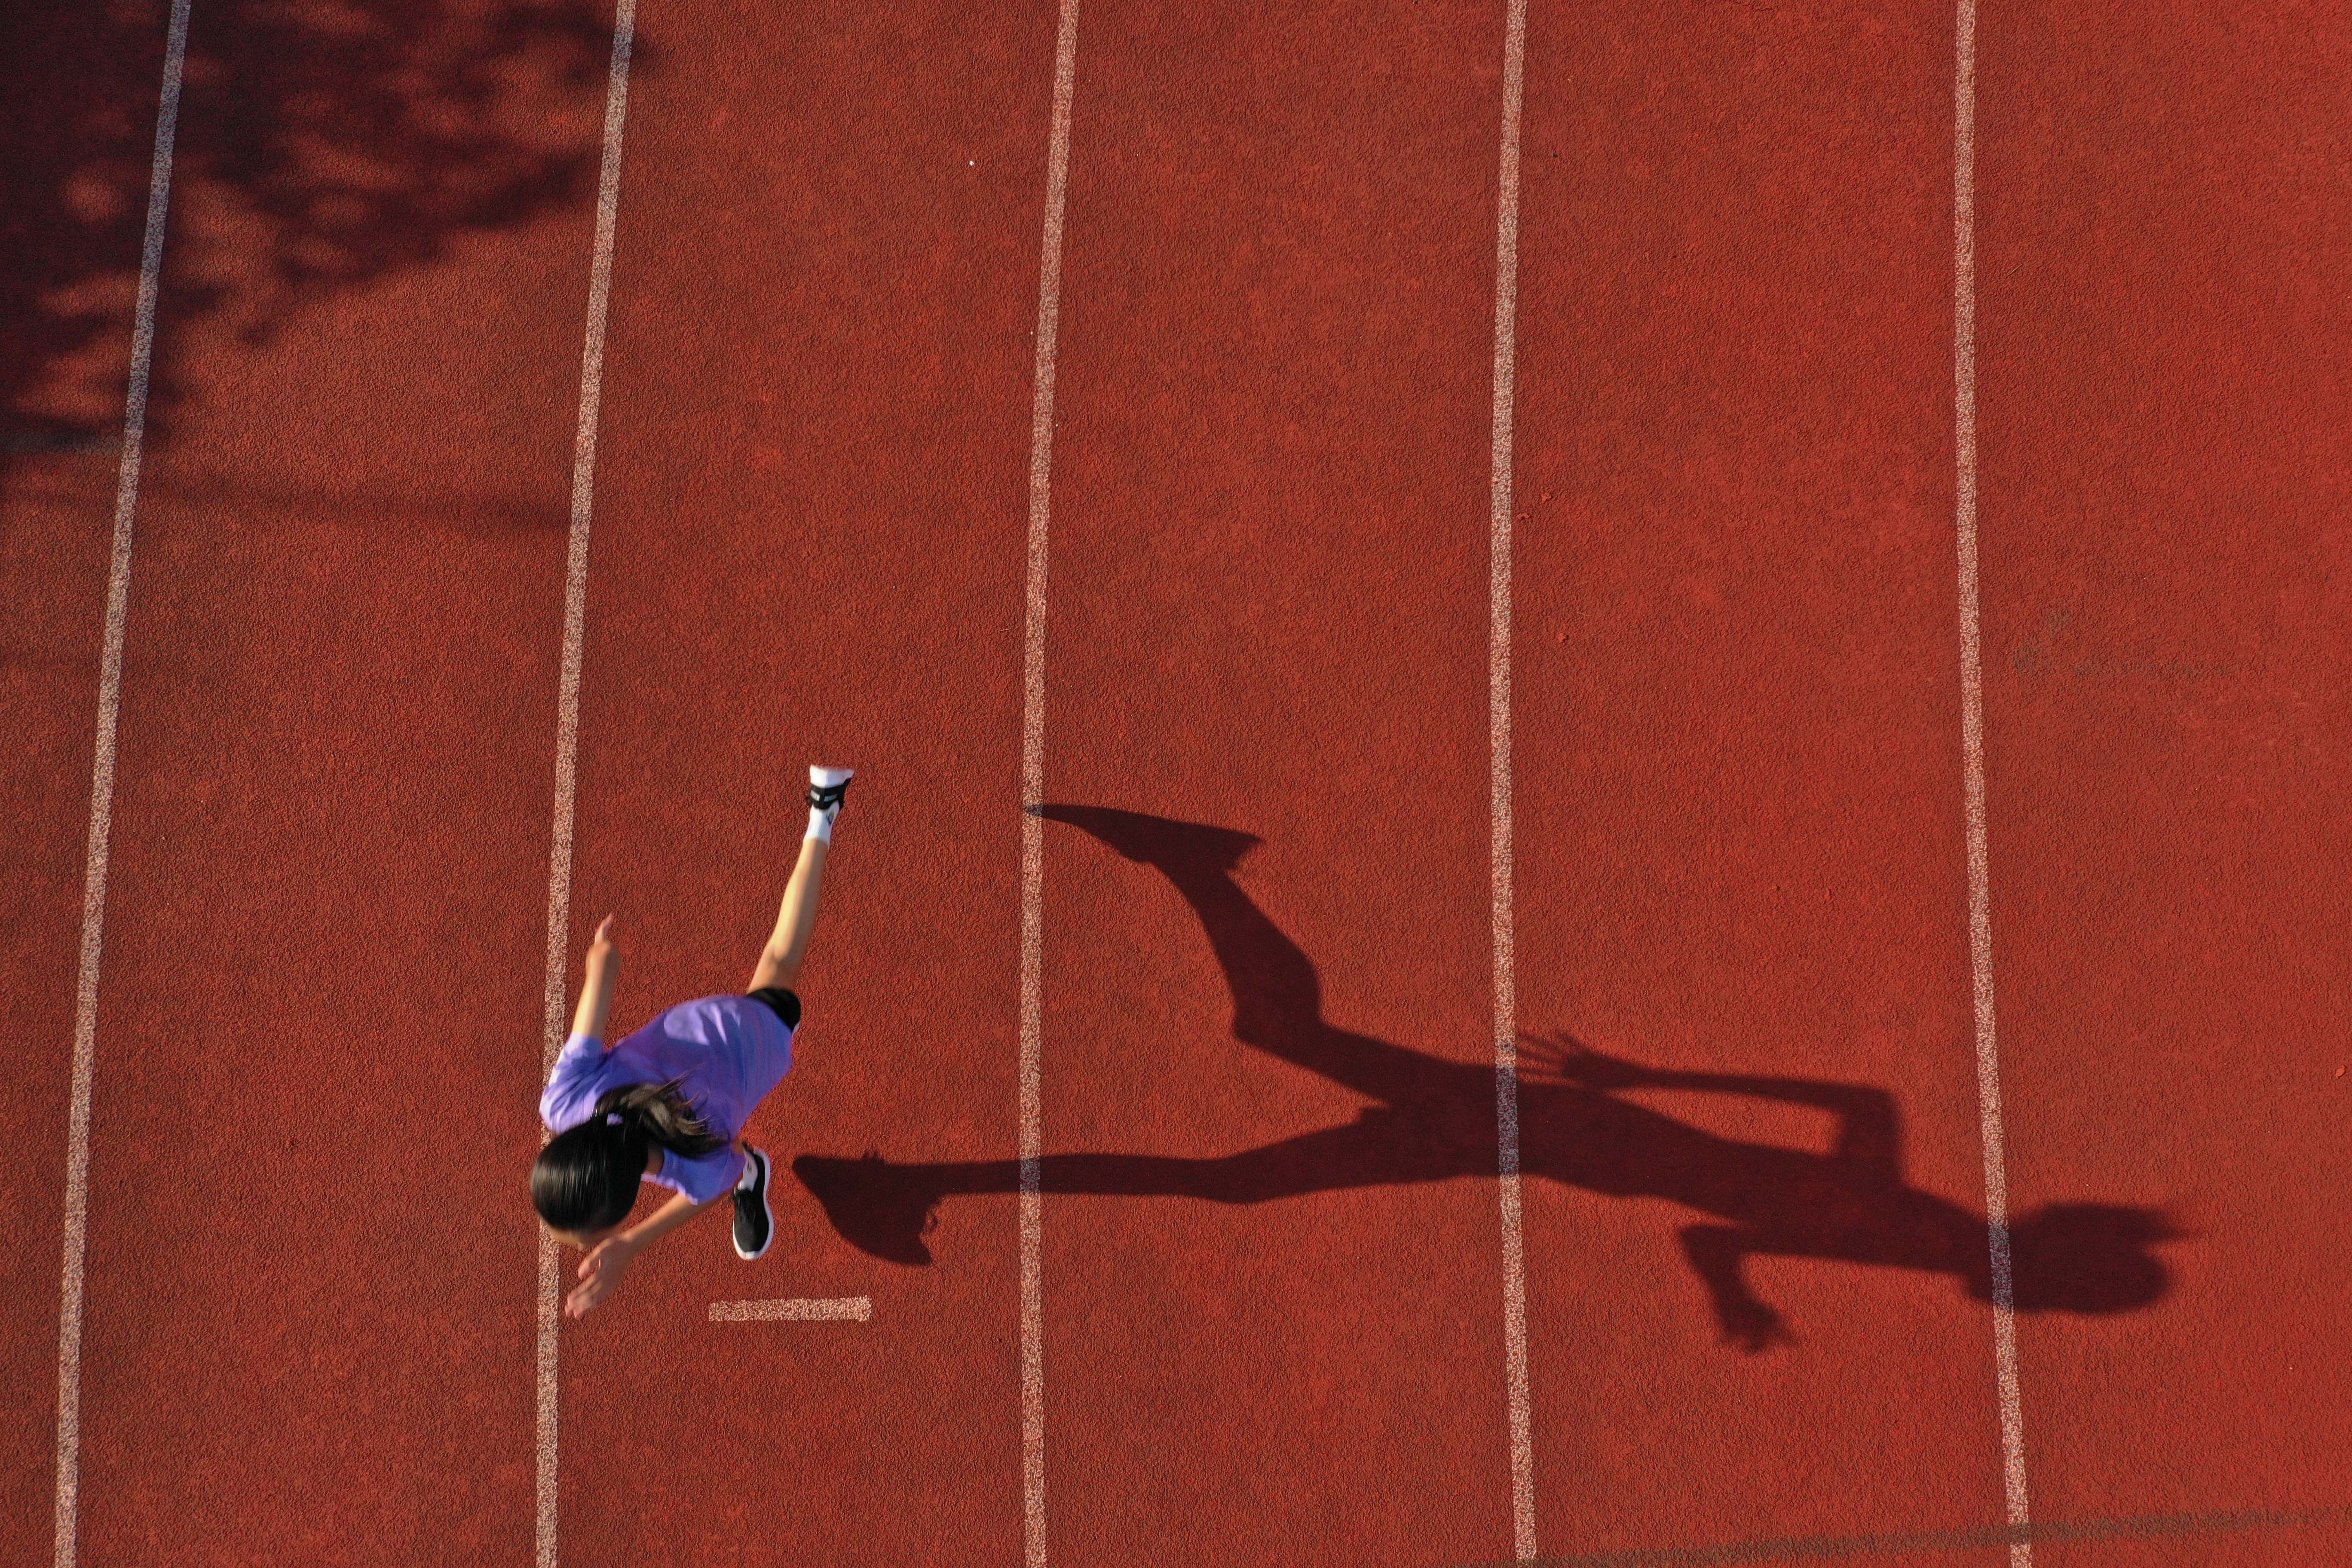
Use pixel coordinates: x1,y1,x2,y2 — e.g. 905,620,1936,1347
709,1298,873,1322
1485,0,1534,1558
1951,1,2033,1561
1020,1,1082,1564
537,5,637,1566
52,2,194,1562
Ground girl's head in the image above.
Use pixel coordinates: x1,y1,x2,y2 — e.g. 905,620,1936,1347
532,1080,729,1244
1967,1202,2182,1314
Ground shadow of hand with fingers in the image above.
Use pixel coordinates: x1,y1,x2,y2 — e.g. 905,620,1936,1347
795,805,2181,1351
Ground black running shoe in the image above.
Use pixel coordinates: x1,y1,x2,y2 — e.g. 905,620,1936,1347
733,1146,775,1261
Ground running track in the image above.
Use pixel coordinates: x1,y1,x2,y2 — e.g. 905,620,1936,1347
3,0,2347,1564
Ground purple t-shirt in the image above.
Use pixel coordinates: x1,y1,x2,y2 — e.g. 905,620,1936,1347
540,995,794,1204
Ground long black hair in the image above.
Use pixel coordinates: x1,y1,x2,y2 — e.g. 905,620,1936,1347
532,1079,729,1236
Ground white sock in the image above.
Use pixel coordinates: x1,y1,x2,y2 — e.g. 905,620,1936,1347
736,1150,760,1190
806,765,853,844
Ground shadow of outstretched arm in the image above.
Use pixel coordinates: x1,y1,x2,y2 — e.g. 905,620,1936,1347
1523,1032,1904,1183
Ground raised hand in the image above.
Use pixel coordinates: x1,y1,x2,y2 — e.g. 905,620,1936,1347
565,1234,638,1318
570,916,621,1044
1517,1032,1650,1090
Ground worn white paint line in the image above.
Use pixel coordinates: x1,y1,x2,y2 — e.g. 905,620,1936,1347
1019,1,1082,1564
1484,0,1535,1557
536,5,637,1566
52,2,194,1562
710,1297,873,1323
1951,1,2032,1562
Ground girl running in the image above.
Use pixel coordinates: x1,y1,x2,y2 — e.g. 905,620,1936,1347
533,765,854,1318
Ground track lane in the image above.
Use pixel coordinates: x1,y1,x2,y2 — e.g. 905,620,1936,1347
1030,0,1516,1561
0,4,168,1556
1510,0,2013,1555
23,0,2343,1559
544,0,1053,1561
1975,0,2352,1558
53,1,615,1559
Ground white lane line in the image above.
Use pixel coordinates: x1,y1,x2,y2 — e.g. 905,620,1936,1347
1950,1,2033,1562
52,1,194,1563
709,1297,874,1323
1019,0,1083,1563
1485,0,1534,1559
536,4,638,1566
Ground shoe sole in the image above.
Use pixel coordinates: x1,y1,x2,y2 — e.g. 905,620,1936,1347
735,1149,774,1261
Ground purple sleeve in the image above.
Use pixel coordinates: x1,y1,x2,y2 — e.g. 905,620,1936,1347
540,1034,608,1132
643,1145,744,1204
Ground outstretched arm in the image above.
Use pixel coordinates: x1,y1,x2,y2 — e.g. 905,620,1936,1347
1525,1034,1903,1182
570,916,618,1042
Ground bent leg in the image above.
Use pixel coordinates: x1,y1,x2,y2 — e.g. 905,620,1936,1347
1038,805,1477,1109
1032,1109,1474,1203
908,1110,1475,1205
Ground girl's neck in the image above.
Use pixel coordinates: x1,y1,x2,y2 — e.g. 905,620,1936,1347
644,1146,665,1176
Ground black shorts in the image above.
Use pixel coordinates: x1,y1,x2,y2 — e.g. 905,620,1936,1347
747,986,802,1029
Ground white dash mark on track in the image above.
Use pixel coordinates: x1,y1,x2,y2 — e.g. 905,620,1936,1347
1951,0,2033,1561
1485,0,1535,1559
52,1,194,1563
1020,1,1083,1565
537,4,638,1567
710,1298,874,1323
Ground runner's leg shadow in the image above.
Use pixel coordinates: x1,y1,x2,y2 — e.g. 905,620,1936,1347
793,1110,1476,1266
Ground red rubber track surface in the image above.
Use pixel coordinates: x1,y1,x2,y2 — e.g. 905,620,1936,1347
1513,0,2010,1555
1035,0,1510,1561
551,0,1049,1559
6,0,612,1560
1977,0,2352,1561
5,0,2349,1562
0,6,163,1561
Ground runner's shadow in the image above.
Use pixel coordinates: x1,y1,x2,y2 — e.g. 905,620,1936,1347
795,805,2181,1350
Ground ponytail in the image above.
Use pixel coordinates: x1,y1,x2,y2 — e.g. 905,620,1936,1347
531,1079,729,1236
594,1079,729,1159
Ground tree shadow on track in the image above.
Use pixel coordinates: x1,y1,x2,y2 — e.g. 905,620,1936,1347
0,0,643,488
795,805,2183,1351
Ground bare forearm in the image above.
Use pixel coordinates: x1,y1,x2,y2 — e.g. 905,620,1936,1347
1640,1069,1880,1115
563,1171,719,1319
622,1188,721,1251
571,945,616,1041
